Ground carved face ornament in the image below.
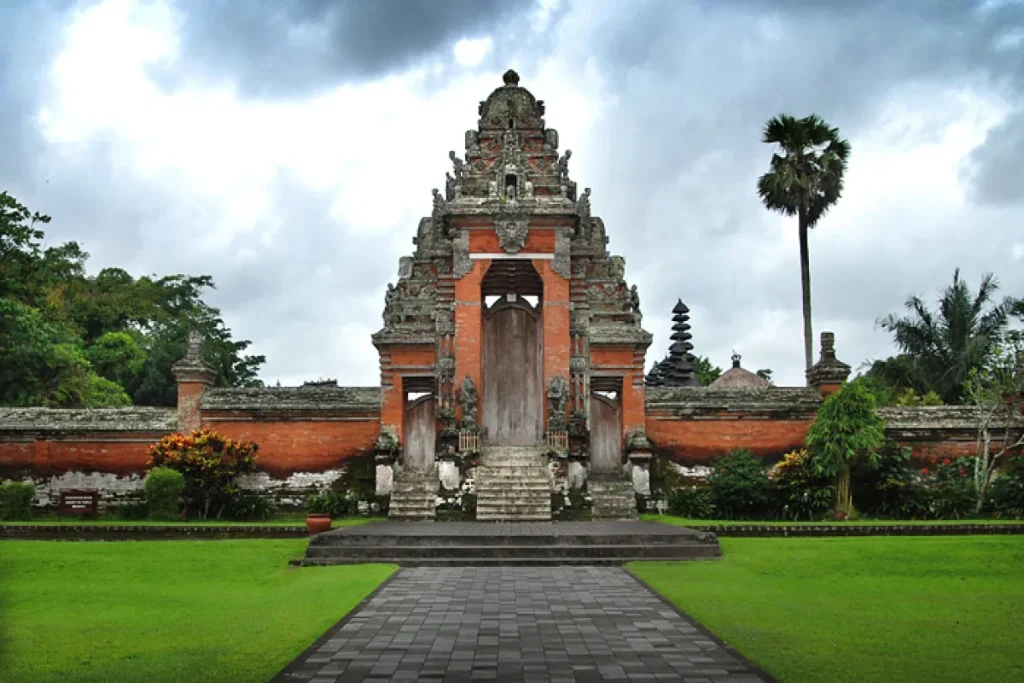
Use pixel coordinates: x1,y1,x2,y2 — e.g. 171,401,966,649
495,218,530,254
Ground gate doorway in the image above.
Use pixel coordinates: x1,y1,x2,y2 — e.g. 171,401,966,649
481,260,544,445
403,380,436,473
590,377,623,473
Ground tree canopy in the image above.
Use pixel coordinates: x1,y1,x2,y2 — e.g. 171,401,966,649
877,268,1021,404
0,191,265,408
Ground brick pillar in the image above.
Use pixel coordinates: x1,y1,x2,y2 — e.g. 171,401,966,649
535,259,570,427
806,331,851,396
454,260,489,423
171,331,217,433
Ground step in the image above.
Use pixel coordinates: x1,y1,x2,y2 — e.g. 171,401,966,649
304,544,717,561
311,533,714,548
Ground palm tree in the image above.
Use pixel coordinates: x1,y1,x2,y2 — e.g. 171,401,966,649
757,114,851,372
877,269,1019,404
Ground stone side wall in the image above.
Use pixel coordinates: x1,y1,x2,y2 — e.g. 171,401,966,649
645,387,821,464
0,407,176,506
0,387,382,508
645,388,1024,466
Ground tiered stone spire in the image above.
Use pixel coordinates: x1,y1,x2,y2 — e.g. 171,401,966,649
646,300,699,387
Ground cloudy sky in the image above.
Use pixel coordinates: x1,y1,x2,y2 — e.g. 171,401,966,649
2,0,1022,388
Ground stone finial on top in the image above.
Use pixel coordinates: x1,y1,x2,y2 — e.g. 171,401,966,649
731,352,742,369
502,69,520,86
171,329,217,384
806,331,851,395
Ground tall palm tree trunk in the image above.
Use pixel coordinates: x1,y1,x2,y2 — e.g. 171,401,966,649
798,208,813,372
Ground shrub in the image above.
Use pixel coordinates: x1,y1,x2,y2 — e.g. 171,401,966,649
806,380,886,517
147,429,258,519
989,454,1024,518
144,467,185,521
107,500,149,521
852,443,924,519
225,493,278,521
920,458,978,519
666,486,715,518
0,481,35,521
708,449,771,519
306,490,357,517
769,450,834,521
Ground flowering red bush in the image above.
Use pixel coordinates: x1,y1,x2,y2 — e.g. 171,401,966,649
147,429,258,519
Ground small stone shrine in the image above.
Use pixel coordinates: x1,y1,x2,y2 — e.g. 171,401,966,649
373,70,652,520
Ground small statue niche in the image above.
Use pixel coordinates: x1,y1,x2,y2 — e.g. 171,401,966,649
504,173,518,199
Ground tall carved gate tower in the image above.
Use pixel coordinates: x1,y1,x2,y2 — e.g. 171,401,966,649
374,71,652,519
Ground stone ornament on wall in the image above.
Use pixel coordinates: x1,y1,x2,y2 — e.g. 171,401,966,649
495,218,530,254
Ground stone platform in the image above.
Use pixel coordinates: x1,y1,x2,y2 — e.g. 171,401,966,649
301,521,721,566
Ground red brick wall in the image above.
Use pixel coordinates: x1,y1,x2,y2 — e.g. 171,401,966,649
201,414,380,477
0,435,160,477
646,412,813,464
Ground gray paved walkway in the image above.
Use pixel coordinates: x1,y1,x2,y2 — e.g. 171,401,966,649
273,567,771,683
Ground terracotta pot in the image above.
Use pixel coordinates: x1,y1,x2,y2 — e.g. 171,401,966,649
305,513,332,535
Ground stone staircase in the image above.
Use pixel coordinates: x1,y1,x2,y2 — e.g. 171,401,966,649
475,445,552,521
301,521,722,566
388,470,438,521
589,475,639,520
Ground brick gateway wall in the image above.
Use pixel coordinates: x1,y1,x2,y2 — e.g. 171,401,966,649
2,382,1019,509
0,386,382,508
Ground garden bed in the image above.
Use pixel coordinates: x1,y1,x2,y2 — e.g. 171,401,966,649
647,514,1024,535
0,517,381,540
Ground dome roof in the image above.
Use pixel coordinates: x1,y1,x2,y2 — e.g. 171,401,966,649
708,354,770,390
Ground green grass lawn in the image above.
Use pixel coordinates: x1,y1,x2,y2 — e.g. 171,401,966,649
643,513,1023,526
4,514,382,528
631,537,1024,683
0,540,395,683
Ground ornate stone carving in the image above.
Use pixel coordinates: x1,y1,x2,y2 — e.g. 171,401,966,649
806,331,852,387
448,150,465,180
459,376,479,430
495,217,530,254
552,229,571,278
575,187,591,224
629,285,641,320
554,149,572,180
609,256,626,282
465,130,480,156
543,128,559,153
398,257,413,280
383,283,397,322
453,230,472,278
547,376,569,432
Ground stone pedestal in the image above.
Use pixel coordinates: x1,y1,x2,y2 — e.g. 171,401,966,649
375,462,394,496
438,457,461,491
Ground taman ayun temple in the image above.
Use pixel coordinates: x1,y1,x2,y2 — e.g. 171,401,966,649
0,72,1014,519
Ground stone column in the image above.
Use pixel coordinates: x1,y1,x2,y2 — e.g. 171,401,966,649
806,331,851,396
171,330,217,433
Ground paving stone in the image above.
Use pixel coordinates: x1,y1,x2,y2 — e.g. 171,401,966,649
273,567,771,682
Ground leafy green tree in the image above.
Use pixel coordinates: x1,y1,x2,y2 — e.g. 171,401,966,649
757,114,851,371
964,339,1024,512
755,368,774,384
693,355,722,386
86,331,147,389
878,269,1019,404
806,380,886,518
0,190,265,406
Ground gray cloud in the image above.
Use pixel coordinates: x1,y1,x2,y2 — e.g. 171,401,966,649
164,0,536,97
2,0,1023,392
523,0,1024,383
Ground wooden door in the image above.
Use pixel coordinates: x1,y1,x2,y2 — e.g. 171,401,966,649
403,395,436,473
482,299,542,445
590,392,622,473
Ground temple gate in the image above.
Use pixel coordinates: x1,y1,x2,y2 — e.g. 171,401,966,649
373,70,653,520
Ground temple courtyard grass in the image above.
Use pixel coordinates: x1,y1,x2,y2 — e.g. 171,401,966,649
0,540,395,683
631,536,1024,683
